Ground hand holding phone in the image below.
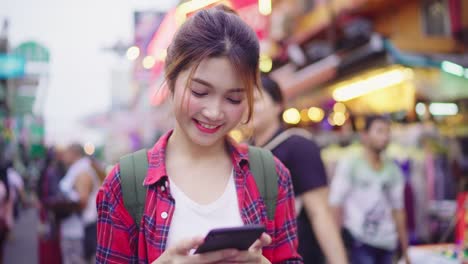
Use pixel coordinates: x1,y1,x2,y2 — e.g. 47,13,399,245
195,224,266,254
152,225,272,264
152,236,239,264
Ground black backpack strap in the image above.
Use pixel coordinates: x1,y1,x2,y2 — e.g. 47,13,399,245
120,149,148,229
248,146,279,221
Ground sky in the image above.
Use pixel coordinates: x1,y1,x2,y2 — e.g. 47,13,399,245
1,0,177,145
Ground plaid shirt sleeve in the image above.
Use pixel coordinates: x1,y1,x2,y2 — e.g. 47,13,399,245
270,157,303,264
96,165,139,264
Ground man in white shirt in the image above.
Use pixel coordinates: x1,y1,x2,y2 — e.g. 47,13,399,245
329,115,410,264
58,144,99,264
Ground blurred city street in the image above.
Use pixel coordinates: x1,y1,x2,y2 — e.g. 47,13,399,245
1,0,468,263
4,208,38,263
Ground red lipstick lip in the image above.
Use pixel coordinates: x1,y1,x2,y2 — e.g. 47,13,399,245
193,119,222,134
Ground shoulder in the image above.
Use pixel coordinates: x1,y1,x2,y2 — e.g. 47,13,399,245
272,156,293,189
272,133,320,159
272,128,318,150
385,159,404,180
336,155,361,174
99,163,123,202
284,135,319,150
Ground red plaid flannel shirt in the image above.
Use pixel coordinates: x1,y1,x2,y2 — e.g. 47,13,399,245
96,131,303,263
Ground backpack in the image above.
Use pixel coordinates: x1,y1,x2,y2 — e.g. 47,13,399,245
119,146,278,229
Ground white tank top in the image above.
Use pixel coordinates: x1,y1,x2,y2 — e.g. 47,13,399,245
166,171,244,249
59,157,100,239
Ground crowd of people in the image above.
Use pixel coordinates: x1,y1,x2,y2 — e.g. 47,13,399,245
37,144,105,264
0,147,26,263
0,142,105,264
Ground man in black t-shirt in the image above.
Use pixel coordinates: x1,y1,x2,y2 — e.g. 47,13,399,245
252,75,348,264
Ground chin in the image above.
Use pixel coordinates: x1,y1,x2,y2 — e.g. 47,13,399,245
188,128,226,147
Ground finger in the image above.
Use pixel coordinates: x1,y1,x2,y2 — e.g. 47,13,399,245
190,248,239,263
225,251,262,263
172,236,205,255
249,233,272,252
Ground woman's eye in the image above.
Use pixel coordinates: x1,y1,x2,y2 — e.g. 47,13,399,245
191,90,207,97
227,98,242,104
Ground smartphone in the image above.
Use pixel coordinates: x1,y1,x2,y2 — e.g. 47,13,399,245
194,224,266,254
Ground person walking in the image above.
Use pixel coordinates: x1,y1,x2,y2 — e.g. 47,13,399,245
251,75,348,264
329,115,410,264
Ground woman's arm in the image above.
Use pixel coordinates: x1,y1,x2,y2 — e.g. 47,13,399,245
302,187,348,264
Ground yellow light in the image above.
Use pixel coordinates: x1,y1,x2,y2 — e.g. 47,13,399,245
332,68,413,101
229,129,244,143
259,54,273,73
308,107,325,122
283,108,301,125
300,109,309,122
259,0,272,15
176,0,223,25
142,56,156,69
328,115,335,126
333,112,346,126
333,102,346,113
126,46,140,61
355,116,365,131
84,142,95,156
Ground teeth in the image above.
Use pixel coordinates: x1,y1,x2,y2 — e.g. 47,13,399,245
200,123,217,129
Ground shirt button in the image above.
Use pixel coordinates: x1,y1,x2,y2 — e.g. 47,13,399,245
161,212,168,219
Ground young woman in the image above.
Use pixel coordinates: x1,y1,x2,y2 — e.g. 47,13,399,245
251,75,348,264
96,6,302,264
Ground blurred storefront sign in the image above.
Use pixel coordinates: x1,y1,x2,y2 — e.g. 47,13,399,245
13,41,50,76
331,66,416,114
231,0,270,40
13,83,36,115
11,41,50,116
133,10,166,81
0,54,25,79
289,0,368,44
13,41,49,62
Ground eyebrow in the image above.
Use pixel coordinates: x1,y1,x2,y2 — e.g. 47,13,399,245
191,78,245,93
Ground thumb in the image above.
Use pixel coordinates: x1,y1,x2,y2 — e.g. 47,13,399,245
250,233,272,252
171,236,205,255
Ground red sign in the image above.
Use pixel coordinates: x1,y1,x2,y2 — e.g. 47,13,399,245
234,1,270,40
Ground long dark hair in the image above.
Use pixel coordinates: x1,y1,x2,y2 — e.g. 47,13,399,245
164,5,260,122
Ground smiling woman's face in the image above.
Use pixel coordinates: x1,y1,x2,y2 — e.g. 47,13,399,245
171,57,247,147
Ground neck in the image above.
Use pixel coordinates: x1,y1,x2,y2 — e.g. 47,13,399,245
364,146,382,168
167,126,227,162
254,121,281,147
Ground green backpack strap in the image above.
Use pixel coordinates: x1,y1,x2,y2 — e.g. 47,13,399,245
248,146,278,221
120,149,148,229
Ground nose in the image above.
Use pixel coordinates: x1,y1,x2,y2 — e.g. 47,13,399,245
202,100,224,121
